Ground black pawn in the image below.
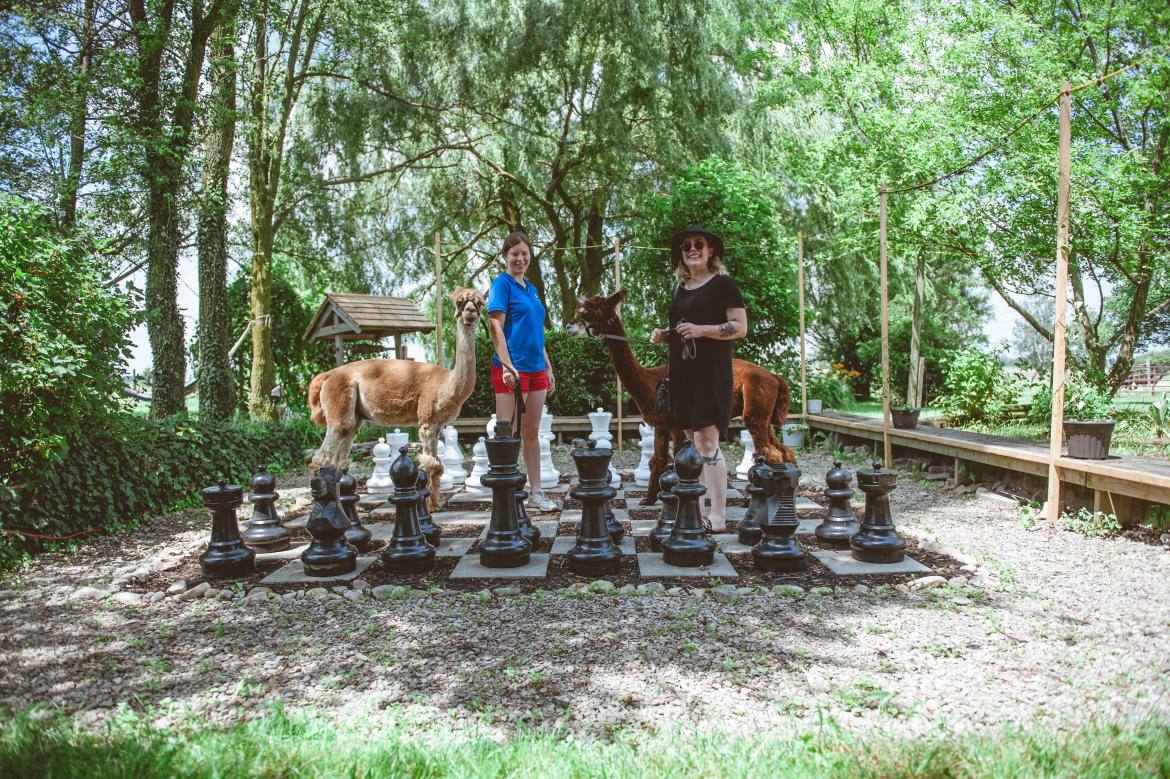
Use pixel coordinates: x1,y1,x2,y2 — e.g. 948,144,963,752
381,448,437,573
567,441,622,576
199,479,256,579
851,461,906,563
661,439,715,567
648,463,679,552
737,456,769,546
415,469,441,548
604,468,624,543
302,465,357,577
753,462,808,572
339,466,373,552
240,465,291,553
816,459,860,549
479,421,532,568
514,488,542,544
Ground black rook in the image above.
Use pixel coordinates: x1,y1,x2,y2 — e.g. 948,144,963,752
199,479,256,579
850,461,906,563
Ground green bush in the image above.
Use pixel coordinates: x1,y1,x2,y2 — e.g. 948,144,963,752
1029,374,1115,423
0,198,139,495
0,415,301,565
935,345,1025,423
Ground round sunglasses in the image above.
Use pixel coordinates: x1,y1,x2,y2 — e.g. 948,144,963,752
680,239,707,252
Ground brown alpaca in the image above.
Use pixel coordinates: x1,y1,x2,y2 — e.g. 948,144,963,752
567,290,795,505
308,288,486,511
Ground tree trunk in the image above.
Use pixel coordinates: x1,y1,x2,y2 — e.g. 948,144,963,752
61,0,94,231
196,27,237,421
906,249,924,406
580,191,606,298
145,159,188,419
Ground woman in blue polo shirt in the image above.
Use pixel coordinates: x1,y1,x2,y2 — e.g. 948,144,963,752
487,231,557,511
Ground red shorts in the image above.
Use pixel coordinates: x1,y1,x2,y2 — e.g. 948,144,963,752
491,365,549,394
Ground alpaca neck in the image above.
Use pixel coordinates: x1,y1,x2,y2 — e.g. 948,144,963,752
604,318,651,383
445,319,477,395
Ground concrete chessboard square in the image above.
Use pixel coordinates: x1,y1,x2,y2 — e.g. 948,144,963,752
254,543,309,561
550,535,636,555
795,497,820,510
543,483,570,494
435,538,475,557
811,550,930,575
712,534,752,554
637,553,738,578
261,556,378,584
284,517,308,529
431,510,490,526
559,509,629,524
730,481,749,490
480,520,558,539
358,495,387,507
446,491,493,504
450,554,550,579
631,520,657,537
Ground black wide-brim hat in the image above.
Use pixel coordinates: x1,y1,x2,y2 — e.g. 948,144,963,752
670,225,725,267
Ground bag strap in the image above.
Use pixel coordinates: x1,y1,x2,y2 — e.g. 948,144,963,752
663,283,683,379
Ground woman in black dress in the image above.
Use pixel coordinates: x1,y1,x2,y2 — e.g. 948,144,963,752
650,226,747,532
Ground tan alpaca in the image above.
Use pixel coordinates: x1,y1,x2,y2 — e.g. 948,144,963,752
308,288,485,511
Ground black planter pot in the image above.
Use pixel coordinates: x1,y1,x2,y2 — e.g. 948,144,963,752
891,408,920,430
1064,420,1116,459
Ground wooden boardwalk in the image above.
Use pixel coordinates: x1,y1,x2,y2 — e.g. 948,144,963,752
808,411,1170,520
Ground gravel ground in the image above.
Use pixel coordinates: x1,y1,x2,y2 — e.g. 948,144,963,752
2,441,1168,739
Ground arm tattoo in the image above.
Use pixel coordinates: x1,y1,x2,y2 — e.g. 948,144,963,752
701,453,723,466
718,322,738,338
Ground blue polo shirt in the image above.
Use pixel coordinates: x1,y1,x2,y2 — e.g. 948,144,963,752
488,273,547,372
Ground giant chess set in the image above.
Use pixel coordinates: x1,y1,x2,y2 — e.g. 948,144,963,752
197,410,931,586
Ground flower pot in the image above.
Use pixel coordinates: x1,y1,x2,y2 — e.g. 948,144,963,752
807,399,823,414
781,424,807,448
1063,420,1116,459
891,408,920,430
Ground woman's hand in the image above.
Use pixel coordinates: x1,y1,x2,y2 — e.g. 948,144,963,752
650,328,667,344
502,365,520,389
674,321,705,340
546,370,556,395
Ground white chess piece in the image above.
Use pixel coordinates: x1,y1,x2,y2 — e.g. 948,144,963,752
588,407,613,450
537,406,560,489
736,429,756,479
435,439,454,491
366,437,393,493
385,427,410,449
634,423,655,487
466,436,490,492
441,426,467,484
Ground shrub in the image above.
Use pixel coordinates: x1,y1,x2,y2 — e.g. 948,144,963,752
0,416,300,565
1029,374,1114,424
934,345,1025,423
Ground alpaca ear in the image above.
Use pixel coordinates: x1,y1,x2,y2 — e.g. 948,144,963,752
608,289,627,316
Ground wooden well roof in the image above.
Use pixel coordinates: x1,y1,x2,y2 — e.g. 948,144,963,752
303,293,436,343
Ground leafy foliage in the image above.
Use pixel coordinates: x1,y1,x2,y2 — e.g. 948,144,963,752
0,416,300,564
934,345,1026,424
1029,374,1115,423
0,198,139,494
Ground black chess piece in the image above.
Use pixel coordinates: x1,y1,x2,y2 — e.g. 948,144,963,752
514,488,542,544
737,455,768,546
661,439,716,567
302,465,357,577
648,463,679,553
604,468,624,543
199,479,256,579
338,466,373,552
567,441,623,575
380,448,437,573
415,469,441,548
239,465,291,553
816,459,860,549
851,461,906,563
479,421,532,568
752,462,808,572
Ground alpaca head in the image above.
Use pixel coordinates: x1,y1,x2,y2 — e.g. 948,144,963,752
566,290,626,339
450,287,486,328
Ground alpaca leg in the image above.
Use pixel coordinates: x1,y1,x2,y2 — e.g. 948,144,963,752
418,422,444,513
316,374,360,470
742,378,793,465
641,427,674,506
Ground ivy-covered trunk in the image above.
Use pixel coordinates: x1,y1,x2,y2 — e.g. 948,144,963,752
144,159,188,419
196,28,237,422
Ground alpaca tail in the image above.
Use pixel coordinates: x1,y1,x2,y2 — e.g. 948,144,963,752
308,370,332,427
770,372,791,428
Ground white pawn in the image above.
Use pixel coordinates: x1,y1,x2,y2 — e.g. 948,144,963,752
386,427,410,450
366,437,393,493
588,407,613,450
634,423,655,487
466,437,490,492
486,414,498,439
441,426,467,485
435,439,454,491
736,429,756,478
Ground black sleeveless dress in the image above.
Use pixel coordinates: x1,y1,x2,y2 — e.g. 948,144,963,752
667,274,745,442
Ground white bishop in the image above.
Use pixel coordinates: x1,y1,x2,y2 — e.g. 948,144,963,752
736,429,756,479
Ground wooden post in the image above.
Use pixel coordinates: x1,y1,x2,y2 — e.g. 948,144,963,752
916,356,926,409
434,231,443,368
798,231,808,421
907,249,925,408
1047,83,1072,525
334,334,343,367
394,332,403,360
614,238,623,451
880,183,892,465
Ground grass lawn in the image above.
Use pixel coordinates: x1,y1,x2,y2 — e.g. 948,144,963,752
1,710,1167,779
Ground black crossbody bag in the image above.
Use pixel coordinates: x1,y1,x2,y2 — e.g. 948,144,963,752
654,284,681,414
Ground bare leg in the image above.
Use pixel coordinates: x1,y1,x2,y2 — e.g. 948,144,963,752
692,425,727,532
520,390,547,496
684,428,706,517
